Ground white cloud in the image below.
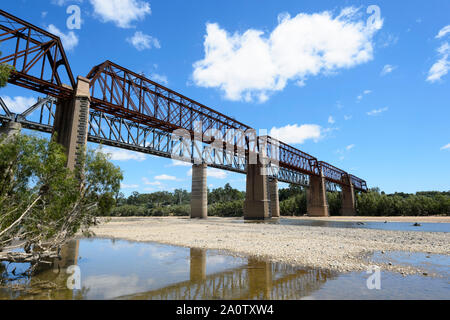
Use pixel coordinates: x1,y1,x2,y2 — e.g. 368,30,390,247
440,143,450,151
367,107,388,116
151,73,168,85
0,96,36,113
427,42,450,83
51,0,83,6
357,89,372,102
344,115,352,120
46,24,79,51
127,31,160,51
166,159,191,167
187,168,228,179
269,124,322,144
142,177,162,186
101,147,147,161
155,174,177,181
436,25,450,39
380,64,396,76
192,7,382,102
121,183,139,189
346,144,355,150
89,0,151,28
328,116,335,124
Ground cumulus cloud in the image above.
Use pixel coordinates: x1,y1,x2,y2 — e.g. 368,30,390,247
380,64,396,76
127,31,160,51
0,96,36,114
440,143,450,151
269,124,322,144
346,144,355,150
192,7,382,102
142,177,162,185
46,24,79,50
89,0,151,28
101,147,147,161
367,107,388,116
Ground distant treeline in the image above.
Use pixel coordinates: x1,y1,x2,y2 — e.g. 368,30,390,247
106,184,450,217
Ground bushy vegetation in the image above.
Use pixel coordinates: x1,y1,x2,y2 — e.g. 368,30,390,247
110,183,245,217
356,188,450,216
109,184,450,218
0,133,123,266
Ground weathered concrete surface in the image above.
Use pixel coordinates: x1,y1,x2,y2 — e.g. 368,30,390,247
340,176,356,216
0,121,21,140
53,76,90,171
307,171,329,217
191,163,207,219
244,163,270,220
269,179,280,218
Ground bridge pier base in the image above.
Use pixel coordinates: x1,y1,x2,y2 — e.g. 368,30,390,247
307,171,329,217
269,178,280,218
340,176,356,216
244,163,270,220
191,163,208,219
53,76,90,171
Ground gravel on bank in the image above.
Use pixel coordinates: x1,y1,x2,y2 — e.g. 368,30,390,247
90,217,450,275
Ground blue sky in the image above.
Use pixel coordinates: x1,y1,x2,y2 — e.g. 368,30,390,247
1,0,449,195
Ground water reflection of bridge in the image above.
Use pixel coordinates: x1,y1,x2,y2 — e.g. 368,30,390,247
118,248,336,300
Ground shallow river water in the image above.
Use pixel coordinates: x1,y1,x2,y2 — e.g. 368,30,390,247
1,237,449,300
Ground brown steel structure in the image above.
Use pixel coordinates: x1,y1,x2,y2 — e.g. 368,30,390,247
0,10,368,192
0,10,75,98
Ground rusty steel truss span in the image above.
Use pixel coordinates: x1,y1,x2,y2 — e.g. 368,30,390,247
87,60,252,135
0,10,75,98
0,10,368,192
0,97,314,187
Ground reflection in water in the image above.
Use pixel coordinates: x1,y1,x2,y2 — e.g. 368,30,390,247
120,251,335,300
1,238,448,300
0,240,86,300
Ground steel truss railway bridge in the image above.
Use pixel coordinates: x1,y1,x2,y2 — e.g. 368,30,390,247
0,10,367,219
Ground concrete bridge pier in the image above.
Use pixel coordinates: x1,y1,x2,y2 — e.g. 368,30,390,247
340,175,356,216
53,76,90,171
191,163,208,219
244,163,270,220
307,170,329,217
0,121,21,140
268,178,280,218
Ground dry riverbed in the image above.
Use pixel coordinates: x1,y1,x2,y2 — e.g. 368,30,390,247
90,216,450,275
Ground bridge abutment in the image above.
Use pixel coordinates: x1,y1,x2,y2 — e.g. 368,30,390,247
340,175,356,216
191,163,208,219
53,76,90,171
244,163,270,220
307,170,329,217
268,178,280,218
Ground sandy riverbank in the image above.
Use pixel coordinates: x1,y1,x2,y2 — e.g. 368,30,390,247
90,216,449,275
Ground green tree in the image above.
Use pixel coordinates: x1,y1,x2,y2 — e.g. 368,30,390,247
0,133,123,269
0,51,13,88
